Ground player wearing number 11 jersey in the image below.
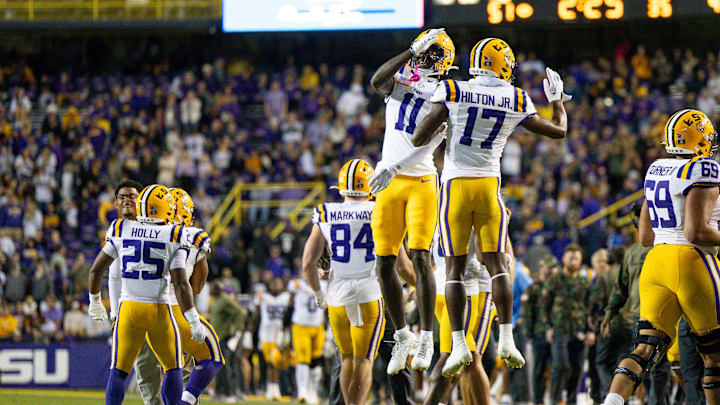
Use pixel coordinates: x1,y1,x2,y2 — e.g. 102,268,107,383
412,37,569,376
369,27,456,375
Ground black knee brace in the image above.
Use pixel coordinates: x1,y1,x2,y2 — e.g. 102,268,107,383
614,321,671,393
704,367,720,389
692,327,720,355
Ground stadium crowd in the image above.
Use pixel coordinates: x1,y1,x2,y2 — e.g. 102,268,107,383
0,41,719,403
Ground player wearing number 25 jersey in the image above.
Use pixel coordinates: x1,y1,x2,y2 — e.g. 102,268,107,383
413,37,568,376
601,110,720,405
302,159,384,405
87,184,205,405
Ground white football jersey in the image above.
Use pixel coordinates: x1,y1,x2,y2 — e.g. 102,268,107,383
102,219,189,304
644,157,720,254
288,278,326,327
313,200,382,306
254,291,290,343
430,76,536,182
379,66,440,177
169,226,210,306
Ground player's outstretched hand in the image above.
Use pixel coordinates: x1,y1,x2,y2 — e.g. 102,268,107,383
369,164,399,195
184,308,207,342
410,28,445,57
543,67,572,103
88,292,109,321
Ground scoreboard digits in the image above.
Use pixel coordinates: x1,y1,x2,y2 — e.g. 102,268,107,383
647,0,672,18
558,0,624,20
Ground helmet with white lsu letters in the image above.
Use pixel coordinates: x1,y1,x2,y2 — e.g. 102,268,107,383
412,29,456,77
169,188,195,226
136,184,176,225
331,159,374,197
663,109,718,158
469,37,517,83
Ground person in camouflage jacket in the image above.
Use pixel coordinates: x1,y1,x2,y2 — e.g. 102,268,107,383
523,254,558,404
540,244,594,405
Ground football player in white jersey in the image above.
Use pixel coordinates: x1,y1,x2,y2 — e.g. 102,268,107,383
602,110,720,405
425,229,495,405
410,38,569,376
302,159,385,405
249,277,291,401
286,277,327,404
369,27,456,375
88,184,206,405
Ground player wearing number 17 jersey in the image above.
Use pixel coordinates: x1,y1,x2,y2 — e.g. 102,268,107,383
302,159,385,405
412,37,569,376
369,27,456,375
87,184,206,405
601,110,720,405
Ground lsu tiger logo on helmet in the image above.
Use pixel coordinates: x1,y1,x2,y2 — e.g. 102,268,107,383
469,38,517,83
169,188,195,227
412,29,456,77
331,159,374,197
663,109,718,158
136,184,176,225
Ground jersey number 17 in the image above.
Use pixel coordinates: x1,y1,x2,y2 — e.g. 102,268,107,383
459,108,506,150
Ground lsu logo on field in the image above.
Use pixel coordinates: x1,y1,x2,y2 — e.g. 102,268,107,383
0,348,69,385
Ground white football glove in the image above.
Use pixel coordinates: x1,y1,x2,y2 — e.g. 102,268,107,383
313,289,328,310
88,292,109,321
242,331,254,350
184,308,206,343
369,163,399,195
410,28,445,57
543,67,572,103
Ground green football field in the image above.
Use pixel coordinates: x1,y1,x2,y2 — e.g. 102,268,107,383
0,389,302,404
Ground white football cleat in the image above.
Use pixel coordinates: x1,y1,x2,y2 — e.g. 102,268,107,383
387,331,417,375
410,332,434,371
442,342,472,377
498,341,525,368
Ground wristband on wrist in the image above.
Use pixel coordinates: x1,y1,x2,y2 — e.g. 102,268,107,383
184,307,200,323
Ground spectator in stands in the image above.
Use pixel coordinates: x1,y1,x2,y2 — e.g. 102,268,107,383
541,244,593,405
5,263,27,303
0,192,23,240
70,253,89,295
218,267,241,294
63,301,87,338
0,301,18,341
31,263,53,302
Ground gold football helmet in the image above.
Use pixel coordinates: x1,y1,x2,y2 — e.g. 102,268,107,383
331,159,374,197
663,109,718,158
169,188,195,227
136,184,176,225
412,29,456,76
469,38,517,83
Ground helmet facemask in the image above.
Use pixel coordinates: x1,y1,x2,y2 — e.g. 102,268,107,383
412,44,447,77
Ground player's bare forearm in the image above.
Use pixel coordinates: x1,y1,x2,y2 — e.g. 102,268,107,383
370,50,412,96
412,103,448,147
88,251,114,294
170,267,196,312
190,257,209,294
638,200,655,247
302,225,326,291
396,246,417,287
521,101,567,139
685,186,720,246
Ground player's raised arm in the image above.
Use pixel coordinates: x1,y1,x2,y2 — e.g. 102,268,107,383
301,224,328,309
412,102,449,147
370,28,446,97
521,67,569,139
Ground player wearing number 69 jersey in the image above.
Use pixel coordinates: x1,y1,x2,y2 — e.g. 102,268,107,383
601,110,720,405
412,38,569,376
302,159,385,405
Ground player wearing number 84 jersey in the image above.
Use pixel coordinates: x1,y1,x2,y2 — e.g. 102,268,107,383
302,159,385,405
412,37,569,376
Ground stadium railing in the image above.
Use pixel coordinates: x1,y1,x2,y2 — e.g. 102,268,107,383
577,189,644,229
0,0,220,21
206,181,326,242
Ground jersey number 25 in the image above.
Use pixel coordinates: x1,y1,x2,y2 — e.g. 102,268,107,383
122,240,166,280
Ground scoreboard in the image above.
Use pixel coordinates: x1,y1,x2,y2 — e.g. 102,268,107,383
430,0,720,25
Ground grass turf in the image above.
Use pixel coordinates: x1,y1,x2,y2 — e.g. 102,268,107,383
0,389,301,404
